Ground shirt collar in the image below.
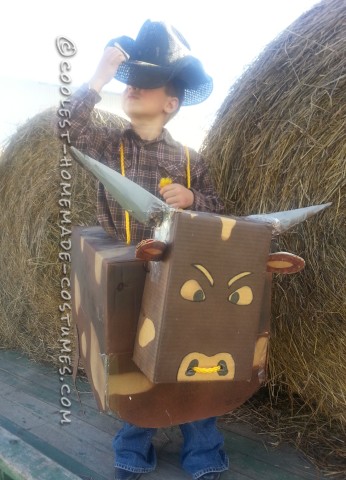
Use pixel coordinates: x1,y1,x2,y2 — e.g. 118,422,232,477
123,126,177,148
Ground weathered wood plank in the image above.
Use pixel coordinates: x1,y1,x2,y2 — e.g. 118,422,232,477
0,385,114,452
1,351,99,405
0,363,123,435
158,422,324,480
0,381,190,478
0,384,119,477
221,426,323,479
0,351,327,480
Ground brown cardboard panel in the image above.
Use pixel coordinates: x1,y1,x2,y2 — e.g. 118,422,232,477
71,226,146,412
133,211,272,383
72,226,146,355
106,260,146,353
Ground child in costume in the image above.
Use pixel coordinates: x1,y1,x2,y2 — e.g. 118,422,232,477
67,20,228,480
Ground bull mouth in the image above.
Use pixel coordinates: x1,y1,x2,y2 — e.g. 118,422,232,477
177,352,235,382
185,359,229,376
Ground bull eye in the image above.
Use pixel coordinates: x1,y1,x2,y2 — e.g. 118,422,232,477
180,279,206,302
228,286,253,305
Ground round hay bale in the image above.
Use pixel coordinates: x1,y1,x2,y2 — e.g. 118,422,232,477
203,0,345,474
0,107,128,363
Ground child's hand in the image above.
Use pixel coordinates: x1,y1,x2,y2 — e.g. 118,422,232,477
159,183,194,209
89,47,127,93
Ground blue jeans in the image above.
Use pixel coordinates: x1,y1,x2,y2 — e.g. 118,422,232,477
113,417,229,479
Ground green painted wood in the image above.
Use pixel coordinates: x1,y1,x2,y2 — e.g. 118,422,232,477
0,416,108,480
0,462,23,480
0,427,80,480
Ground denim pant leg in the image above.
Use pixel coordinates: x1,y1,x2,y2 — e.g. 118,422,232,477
180,417,229,479
113,422,157,473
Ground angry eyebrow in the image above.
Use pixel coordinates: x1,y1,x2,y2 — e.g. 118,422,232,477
228,272,251,287
192,264,214,286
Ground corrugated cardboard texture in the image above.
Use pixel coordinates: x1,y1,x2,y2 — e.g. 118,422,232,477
133,211,272,383
71,226,146,411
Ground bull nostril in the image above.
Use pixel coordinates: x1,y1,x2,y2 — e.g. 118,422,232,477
217,360,228,376
185,359,198,376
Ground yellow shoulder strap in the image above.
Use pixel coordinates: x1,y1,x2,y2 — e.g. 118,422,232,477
184,146,191,189
119,142,191,245
119,142,131,244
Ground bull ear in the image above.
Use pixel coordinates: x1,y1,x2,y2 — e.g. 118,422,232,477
136,239,167,262
266,252,305,274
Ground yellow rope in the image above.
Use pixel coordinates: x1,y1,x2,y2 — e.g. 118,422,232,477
119,142,131,244
184,146,191,189
119,143,191,245
193,365,221,374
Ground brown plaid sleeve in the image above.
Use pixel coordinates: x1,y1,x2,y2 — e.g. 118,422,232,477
188,150,225,214
67,84,122,159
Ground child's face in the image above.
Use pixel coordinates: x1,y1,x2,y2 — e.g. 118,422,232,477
122,85,179,121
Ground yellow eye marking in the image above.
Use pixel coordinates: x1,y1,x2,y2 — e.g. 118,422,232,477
228,286,253,305
227,272,251,287
193,264,214,286
228,272,253,305
180,279,206,302
180,265,213,302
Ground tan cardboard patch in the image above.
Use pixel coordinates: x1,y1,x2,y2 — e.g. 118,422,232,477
218,216,236,241
138,318,156,347
74,273,81,314
89,322,106,410
108,372,154,395
80,330,87,358
253,337,268,367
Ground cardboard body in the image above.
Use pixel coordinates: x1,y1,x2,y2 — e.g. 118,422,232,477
72,226,272,427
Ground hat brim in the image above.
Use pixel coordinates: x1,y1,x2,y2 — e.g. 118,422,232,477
116,62,173,89
115,59,213,106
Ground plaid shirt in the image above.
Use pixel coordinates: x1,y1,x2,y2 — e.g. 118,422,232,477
68,84,224,243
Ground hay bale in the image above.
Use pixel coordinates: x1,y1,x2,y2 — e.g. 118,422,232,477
203,0,345,474
0,107,127,363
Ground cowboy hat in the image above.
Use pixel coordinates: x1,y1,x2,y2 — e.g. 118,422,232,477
105,20,213,105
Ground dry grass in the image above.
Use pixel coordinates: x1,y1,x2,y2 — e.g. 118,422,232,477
0,107,127,362
223,388,345,478
202,0,345,474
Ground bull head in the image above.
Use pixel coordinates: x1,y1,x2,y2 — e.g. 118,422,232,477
71,147,331,383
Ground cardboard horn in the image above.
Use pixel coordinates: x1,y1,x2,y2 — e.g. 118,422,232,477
246,203,332,234
70,147,171,227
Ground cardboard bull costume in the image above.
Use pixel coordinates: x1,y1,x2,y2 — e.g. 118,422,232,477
70,147,331,427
